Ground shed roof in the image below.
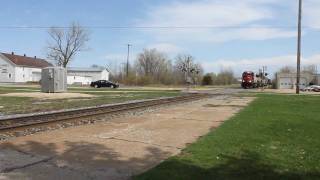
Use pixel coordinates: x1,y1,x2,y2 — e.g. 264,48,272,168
1,52,52,68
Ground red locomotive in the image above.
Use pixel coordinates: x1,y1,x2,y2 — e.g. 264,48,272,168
241,71,271,89
241,71,255,89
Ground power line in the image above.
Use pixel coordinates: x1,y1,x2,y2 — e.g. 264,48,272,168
0,25,319,30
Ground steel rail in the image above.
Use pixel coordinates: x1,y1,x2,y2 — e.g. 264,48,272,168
0,94,210,132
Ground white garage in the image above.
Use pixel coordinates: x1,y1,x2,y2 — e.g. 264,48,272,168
278,77,307,89
277,72,313,89
67,67,109,85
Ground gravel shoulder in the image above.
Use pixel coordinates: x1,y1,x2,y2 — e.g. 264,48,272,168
0,95,254,180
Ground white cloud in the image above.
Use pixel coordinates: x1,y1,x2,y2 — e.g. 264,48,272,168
140,0,276,27
104,53,126,61
146,43,183,54
304,0,320,29
202,53,320,75
137,0,296,43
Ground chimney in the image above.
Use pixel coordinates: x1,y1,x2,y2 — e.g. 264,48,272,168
24,54,26,57
11,52,14,55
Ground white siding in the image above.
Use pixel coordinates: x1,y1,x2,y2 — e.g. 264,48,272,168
101,70,109,81
67,76,93,85
0,55,43,83
67,70,109,85
278,78,294,89
279,77,308,89
0,56,15,83
14,67,42,82
32,72,42,82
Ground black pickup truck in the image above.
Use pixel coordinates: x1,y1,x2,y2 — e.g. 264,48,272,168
90,80,119,88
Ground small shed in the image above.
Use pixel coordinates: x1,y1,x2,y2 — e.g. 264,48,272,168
41,67,67,93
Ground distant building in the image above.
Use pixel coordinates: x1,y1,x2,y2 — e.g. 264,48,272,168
0,52,109,85
276,72,320,89
67,67,109,85
0,52,52,83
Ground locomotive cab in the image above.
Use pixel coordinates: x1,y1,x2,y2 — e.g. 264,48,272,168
241,71,255,89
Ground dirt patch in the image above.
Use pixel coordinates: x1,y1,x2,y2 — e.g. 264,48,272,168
32,101,52,105
203,104,246,108
66,98,94,102
0,92,96,100
72,90,174,93
0,95,254,180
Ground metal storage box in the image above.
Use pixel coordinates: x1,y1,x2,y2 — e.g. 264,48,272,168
41,67,67,93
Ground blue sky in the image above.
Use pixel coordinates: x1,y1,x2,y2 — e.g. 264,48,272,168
0,0,319,75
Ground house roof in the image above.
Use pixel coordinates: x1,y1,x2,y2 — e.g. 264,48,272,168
67,67,107,72
1,52,52,68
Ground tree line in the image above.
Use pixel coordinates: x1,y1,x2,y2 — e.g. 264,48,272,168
108,49,205,86
46,23,238,86
202,70,238,86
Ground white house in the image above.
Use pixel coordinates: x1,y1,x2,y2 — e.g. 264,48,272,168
67,67,109,85
0,52,109,85
0,52,52,83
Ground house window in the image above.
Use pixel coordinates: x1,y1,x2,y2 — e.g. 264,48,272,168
74,76,76,80
23,75,25,78
9,74,11,78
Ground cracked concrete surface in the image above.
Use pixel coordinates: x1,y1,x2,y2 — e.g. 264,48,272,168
0,95,254,180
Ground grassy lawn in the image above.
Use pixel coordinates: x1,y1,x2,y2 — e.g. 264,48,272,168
0,86,181,115
135,94,320,180
0,86,40,94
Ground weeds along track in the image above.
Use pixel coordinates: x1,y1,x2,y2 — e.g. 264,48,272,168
0,93,211,139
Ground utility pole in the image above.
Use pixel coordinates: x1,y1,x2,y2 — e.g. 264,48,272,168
296,0,302,94
126,44,132,77
262,66,268,90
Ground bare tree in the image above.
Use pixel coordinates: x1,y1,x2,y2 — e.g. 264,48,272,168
174,54,203,85
136,49,168,77
279,66,296,73
216,68,236,85
302,65,317,74
47,23,89,67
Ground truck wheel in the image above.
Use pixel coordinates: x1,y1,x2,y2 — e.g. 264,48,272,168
94,84,99,88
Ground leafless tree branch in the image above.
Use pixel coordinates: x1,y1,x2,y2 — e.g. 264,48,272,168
47,22,89,67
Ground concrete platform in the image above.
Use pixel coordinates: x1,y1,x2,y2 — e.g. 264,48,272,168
0,95,255,180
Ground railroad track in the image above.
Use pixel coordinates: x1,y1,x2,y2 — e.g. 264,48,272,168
0,93,211,138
